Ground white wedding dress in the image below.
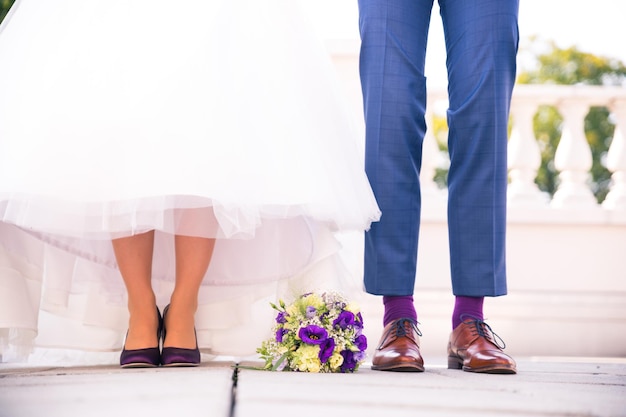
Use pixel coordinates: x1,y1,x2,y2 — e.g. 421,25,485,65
0,0,380,364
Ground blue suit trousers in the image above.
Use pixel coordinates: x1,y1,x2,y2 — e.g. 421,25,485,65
358,0,519,296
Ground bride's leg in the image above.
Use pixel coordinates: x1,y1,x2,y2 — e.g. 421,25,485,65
112,230,159,350
164,235,216,349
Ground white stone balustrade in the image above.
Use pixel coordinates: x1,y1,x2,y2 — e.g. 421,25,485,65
510,85,626,212
421,85,626,214
508,93,548,207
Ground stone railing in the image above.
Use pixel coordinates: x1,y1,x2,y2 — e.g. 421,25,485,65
419,85,626,219
328,41,626,358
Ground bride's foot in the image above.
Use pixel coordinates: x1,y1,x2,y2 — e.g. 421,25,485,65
162,302,197,349
123,305,161,350
161,302,200,367
120,305,161,368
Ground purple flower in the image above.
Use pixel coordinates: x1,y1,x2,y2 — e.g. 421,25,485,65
355,334,367,351
305,306,317,318
276,311,287,324
298,325,328,345
318,338,335,364
354,350,367,362
333,311,355,329
340,350,358,373
275,328,288,343
354,312,364,329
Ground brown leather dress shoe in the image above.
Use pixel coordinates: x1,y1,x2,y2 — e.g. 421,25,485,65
447,316,516,374
371,318,425,372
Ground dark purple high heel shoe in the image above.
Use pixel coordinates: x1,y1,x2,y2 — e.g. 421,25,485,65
120,307,163,368
160,304,201,367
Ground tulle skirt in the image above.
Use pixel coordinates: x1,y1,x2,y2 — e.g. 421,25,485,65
0,0,380,364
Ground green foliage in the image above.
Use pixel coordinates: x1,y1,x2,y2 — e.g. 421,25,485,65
0,0,15,24
518,40,626,86
518,39,626,202
431,114,450,189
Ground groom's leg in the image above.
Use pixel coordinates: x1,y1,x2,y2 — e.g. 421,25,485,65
440,0,519,297
441,1,519,375
359,0,434,373
358,0,434,296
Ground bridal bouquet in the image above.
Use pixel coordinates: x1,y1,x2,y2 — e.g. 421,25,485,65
257,292,368,373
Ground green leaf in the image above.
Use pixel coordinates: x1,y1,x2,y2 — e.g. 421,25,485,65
270,352,290,372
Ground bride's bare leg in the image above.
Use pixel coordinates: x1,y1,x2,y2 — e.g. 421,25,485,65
164,235,216,349
112,231,159,350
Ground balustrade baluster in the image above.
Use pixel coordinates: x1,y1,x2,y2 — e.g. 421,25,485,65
508,99,548,207
551,100,598,208
602,99,626,210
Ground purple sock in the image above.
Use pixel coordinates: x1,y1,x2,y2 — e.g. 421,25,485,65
382,295,417,326
452,296,484,329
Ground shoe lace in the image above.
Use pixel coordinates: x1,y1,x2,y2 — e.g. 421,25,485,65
377,318,422,349
394,318,422,338
460,314,506,349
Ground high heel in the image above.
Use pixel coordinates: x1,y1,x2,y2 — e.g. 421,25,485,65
160,304,201,367
120,306,163,368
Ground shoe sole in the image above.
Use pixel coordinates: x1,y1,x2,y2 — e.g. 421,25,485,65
371,363,425,372
120,363,158,369
461,366,516,374
448,357,516,374
161,362,200,368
